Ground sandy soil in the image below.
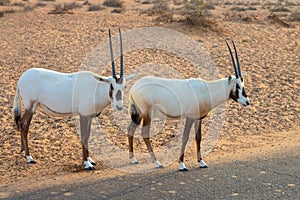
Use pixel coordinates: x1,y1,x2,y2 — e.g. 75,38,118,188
0,0,299,192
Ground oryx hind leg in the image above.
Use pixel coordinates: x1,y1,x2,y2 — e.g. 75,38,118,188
20,102,37,164
80,116,95,170
128,121,139,164
142,116,163,168
127,103,142,164
195,119,207,168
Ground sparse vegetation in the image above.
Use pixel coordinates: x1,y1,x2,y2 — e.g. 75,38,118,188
231,6,257,12
271,7,291,12
144,0,170,16
48,2,81,14
34,2,47,8
179,0,211,26
289,12,300,21
103,0,124,8
143,0,223,33
87,4,104,12
12,2,25,7
0,0,10,6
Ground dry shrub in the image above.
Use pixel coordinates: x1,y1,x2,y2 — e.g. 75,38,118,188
180,0,210,26
144,0,170,16
289,12,300,21
34,2,47,8
48,2,81,14
111,8,125,13
12,2,25,7
0,0,10,6
87,4,104,12
271,7,291,12
0,8,15,17
103,0,124,8
268,12,290,27
144,0,223,32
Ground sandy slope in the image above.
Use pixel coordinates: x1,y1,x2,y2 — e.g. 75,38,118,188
0,0,299,191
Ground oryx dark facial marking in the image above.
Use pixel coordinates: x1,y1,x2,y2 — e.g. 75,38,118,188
226,40,250,106
116,90,122,101
108,29,126,110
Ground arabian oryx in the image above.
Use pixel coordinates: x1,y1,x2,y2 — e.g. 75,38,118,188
13,29,135,170
127,40,250,171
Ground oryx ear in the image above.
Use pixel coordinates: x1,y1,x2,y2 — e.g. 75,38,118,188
125,74,138,81
228,75,232,83
94,76,111,83
241,72,247,77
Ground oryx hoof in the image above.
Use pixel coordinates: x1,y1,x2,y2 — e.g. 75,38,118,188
130,157,139,164
199,160,208,168
154,160,163,168
28,160,37,164
179,168,189,172
88,157,96,166
85,166,95,170
90,161,96,166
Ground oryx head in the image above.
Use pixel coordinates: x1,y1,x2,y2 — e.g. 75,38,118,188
106,29,136,111
226,40,250,107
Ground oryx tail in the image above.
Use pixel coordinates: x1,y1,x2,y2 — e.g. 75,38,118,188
13,83,21,127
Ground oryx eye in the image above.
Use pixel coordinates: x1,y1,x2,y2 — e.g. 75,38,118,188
236,84,240,90
110,84,114,91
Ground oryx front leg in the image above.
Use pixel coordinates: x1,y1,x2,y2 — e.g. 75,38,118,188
20,109,35,164
142,116,163,168
128,121,138,164
195,119,207,168
80,116,95,170
179,118,194,171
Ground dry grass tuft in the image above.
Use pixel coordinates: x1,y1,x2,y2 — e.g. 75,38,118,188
48,2,81,14
0,0,10,6
268,12,290,27
103,0,124,8
87,4,104,12
289,12,300,21
145,0,170,15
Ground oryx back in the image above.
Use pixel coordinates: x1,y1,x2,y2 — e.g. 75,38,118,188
18,68,77,115
130,76,211,120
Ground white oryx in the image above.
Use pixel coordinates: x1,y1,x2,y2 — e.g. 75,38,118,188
127,40,250,171
13,29,135,170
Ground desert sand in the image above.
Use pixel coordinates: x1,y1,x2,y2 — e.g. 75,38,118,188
0,0,299,195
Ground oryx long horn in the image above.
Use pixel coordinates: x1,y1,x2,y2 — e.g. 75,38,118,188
109,29,117,79
119,28,124,78
231,40,241,77
225,40,239,78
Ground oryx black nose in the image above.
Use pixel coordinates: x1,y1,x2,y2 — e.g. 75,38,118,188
116,105,123,110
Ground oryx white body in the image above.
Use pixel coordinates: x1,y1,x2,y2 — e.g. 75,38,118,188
16,68,114,117
127,41,250,171
13,29,133,170
130,77,235,120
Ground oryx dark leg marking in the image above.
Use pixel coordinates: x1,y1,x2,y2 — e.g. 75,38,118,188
141,116,154,156
195,119,208,168
179,118,194,163
195,119,202,162
128,103,141,163
128,121,138,162
20,108,35,163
